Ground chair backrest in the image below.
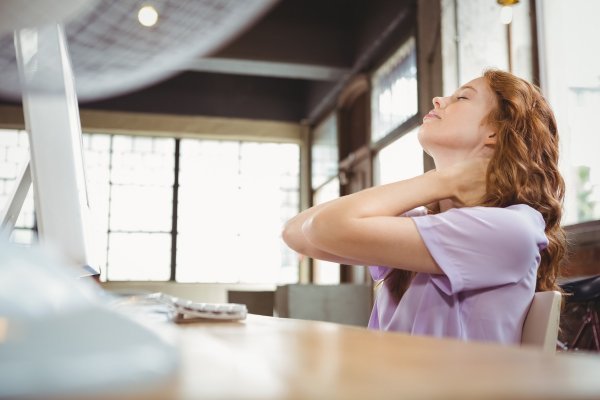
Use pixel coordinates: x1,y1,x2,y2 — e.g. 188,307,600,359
275,284,372,327
521,291,562,354
227,290,274,316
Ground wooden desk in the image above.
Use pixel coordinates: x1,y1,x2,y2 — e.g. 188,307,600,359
147,314,600,400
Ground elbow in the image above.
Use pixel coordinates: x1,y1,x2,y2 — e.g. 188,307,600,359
281,221,295,249
282,219,307,255
304,210,361,258
302,212,339,253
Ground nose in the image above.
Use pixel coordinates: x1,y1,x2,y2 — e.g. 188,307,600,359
432,96,446,109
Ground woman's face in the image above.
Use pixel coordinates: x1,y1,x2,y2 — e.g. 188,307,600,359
418,77,497,167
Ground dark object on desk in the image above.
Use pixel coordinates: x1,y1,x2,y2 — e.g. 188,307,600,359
228,290,275,316
559,275,600,352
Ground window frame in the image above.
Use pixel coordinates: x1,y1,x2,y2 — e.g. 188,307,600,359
369,33,420,146
103,134,302,283
369,30,424,189
0,109,304,283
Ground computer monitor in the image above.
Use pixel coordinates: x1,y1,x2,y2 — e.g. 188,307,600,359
11,24,99,276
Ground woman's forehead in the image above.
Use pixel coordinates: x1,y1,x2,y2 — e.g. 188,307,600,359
460,77,495,104
460,77,487,92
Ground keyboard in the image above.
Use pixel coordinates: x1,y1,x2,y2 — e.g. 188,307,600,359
147,292,248,322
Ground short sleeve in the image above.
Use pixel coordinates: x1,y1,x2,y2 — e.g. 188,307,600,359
410,205,548,295
369,207,428,281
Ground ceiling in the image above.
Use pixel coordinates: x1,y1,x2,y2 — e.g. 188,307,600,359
7,0,416,125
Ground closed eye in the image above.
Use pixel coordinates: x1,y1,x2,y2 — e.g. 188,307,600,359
457,96,468,100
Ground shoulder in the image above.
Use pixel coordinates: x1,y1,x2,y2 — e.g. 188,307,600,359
449,204,545,231
411,203,548,248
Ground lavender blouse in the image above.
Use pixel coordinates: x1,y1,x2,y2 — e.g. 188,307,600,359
368,204,548,344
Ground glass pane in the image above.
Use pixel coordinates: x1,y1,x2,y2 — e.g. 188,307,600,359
0,129,36,243
153,137,176,154
108,134,174,237
177,139,300,284
110,185,172,231
88,134,176,281
375,127,423,186
0,129,28,181
111,135,133,153
132,136,154,153
541,0,600,224
179,139,239,187
312,114,338,189
371,37,418,142
107,233,171,281
83,133,110,152
312,177,341,285
111,136,174,186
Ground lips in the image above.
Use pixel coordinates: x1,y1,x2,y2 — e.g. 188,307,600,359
423,111,441,120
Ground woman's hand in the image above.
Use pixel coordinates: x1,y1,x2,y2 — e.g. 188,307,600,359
439,157,490,207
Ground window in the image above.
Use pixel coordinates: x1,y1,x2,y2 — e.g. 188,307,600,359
374,127,423,186
311,114,338,189
0,130,35,244
312,177,341,284
0,129,301,284
176,140,300,283
105,135,175,281
371,37,418,143
310,114,341,284
538,0,600,225
371,36,422,203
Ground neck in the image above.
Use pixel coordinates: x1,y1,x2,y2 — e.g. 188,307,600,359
438,198,454,213
431,155,463,213
431,153,467,170
429,147,493,213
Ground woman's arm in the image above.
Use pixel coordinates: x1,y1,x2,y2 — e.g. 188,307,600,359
283,158,488,273
282,170,451,270
299,158,489,274
300,170,450,274
282,201,368,265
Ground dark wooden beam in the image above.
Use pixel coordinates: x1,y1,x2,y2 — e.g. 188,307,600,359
80,72,308,122
185,57,350,81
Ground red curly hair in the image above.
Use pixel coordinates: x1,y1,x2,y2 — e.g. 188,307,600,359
384,69,567,299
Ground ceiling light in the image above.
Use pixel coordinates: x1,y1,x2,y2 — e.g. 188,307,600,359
138,5,158,27
497,0,519,25
500,5,513,24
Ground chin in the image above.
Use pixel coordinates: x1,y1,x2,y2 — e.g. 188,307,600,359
417,128,434,157
417,125,428,147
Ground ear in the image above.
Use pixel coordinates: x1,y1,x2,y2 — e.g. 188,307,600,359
484,132,497,146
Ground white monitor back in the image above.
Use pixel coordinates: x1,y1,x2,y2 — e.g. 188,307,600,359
15,24,98,274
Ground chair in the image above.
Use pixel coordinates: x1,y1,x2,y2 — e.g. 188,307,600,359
559,275,600,351
521,291,562,354
227,290,275,316
275,284,372,327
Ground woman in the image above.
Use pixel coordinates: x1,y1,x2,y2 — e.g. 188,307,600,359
282,69,566,344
